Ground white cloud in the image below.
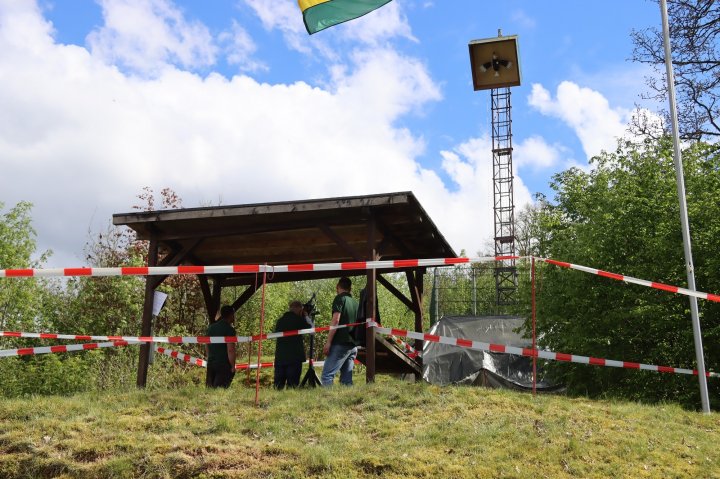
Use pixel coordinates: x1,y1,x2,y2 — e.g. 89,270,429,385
339,1,416,45
513,135,562,170
243,0,415,59
87,0,217,76
437,136,534,255
528,81,629,158
218,20,266,73
242,0,321,56
1,1,521,267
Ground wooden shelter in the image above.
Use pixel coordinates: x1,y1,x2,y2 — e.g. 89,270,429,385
113,191,457,386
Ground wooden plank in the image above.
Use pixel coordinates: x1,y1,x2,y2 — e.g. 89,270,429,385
219,266,428,287
356,334,421,375
231,284,258,310
113,192,412,226
377,275,414,310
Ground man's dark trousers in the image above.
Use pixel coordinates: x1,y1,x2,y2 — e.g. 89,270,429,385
207,361,235,388
274,361,302,389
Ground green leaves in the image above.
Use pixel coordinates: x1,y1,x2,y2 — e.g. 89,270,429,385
535,139,720,408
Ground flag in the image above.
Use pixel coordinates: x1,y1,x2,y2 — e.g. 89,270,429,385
299,0,393,35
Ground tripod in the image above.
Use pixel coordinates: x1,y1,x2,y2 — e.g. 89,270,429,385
300,317,322,387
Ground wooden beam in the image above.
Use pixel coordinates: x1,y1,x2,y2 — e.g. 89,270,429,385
376,217,413,257
377,275,414,310
210,277,222,321
366,212,377,384
148,238,203,290
130,217,374,242
137,236,158,388
113,192,413,228
318,223,364,260
197,275,214,322
218,266,427,287
231,284,259,310
407,269,425,355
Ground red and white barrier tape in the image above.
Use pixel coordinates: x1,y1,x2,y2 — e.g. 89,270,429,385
539,257,720,303
0,340,133,358
3,254,719,306
373,324,720,379
154,346,328,370
0,256,509,279
155,346,206,367
0,322,362,345
388,334,420,359
234,360,329,371
5,324,714,381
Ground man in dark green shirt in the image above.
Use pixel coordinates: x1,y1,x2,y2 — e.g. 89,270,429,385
273,300,308,389
205,305,237,388
321,277,359,386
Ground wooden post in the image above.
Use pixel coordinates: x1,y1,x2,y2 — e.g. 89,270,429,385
136,236,158,387
406,270,424,351
410,269,424,381
366,213,376,383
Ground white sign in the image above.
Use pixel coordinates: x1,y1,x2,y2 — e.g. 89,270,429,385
152,291,168,316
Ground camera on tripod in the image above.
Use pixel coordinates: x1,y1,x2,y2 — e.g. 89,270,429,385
303,293,319,319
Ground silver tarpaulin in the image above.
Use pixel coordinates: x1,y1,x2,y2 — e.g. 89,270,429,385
422,315,560,391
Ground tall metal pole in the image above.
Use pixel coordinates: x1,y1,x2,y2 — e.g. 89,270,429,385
472,268,477,316
531,256,537,397
660,0,710,413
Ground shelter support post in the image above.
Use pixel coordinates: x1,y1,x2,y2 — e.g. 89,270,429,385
407,269,424,380
137,236,159,387
198,275,222,323
366,213,377,383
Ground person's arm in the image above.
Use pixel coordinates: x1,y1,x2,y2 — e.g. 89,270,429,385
323,311,341,355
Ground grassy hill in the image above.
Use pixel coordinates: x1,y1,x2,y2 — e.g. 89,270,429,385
0,377,718,479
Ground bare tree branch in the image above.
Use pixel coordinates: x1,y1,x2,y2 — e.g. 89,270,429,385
630,0,719,140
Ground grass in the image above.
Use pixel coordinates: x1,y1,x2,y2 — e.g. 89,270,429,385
0,373,719,478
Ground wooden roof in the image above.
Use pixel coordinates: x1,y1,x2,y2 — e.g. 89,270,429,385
113,192,456,271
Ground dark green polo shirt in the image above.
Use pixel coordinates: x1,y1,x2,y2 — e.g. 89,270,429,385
273,312,308,363
206,320,236,366
331,292,358,346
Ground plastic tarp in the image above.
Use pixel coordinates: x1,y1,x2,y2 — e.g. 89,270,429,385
422,315,560,391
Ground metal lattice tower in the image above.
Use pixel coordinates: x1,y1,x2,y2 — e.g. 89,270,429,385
491,87,517,305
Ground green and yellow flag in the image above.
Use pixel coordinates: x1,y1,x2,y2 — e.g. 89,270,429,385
299,0,393,35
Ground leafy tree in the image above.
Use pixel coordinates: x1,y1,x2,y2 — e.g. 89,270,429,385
533,138,720,408
0,201,51,334
631,0,720,140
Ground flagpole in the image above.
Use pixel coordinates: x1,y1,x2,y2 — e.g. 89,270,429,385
660,0,710,413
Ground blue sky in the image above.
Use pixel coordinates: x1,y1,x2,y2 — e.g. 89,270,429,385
1,0,663,266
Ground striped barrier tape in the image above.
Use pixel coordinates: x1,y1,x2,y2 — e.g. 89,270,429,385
4,324,715,381
0,340,133,358
154,346,330,370
155,346,206,367
388,334,420,359
0,322,363,345
234,360,331,371
3,254,718,306
539,257,720,303
372,324,720,379
0,256,508,279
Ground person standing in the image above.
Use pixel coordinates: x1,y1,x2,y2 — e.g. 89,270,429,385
321,277,359,386
273,300,308,389
206,305,237,388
